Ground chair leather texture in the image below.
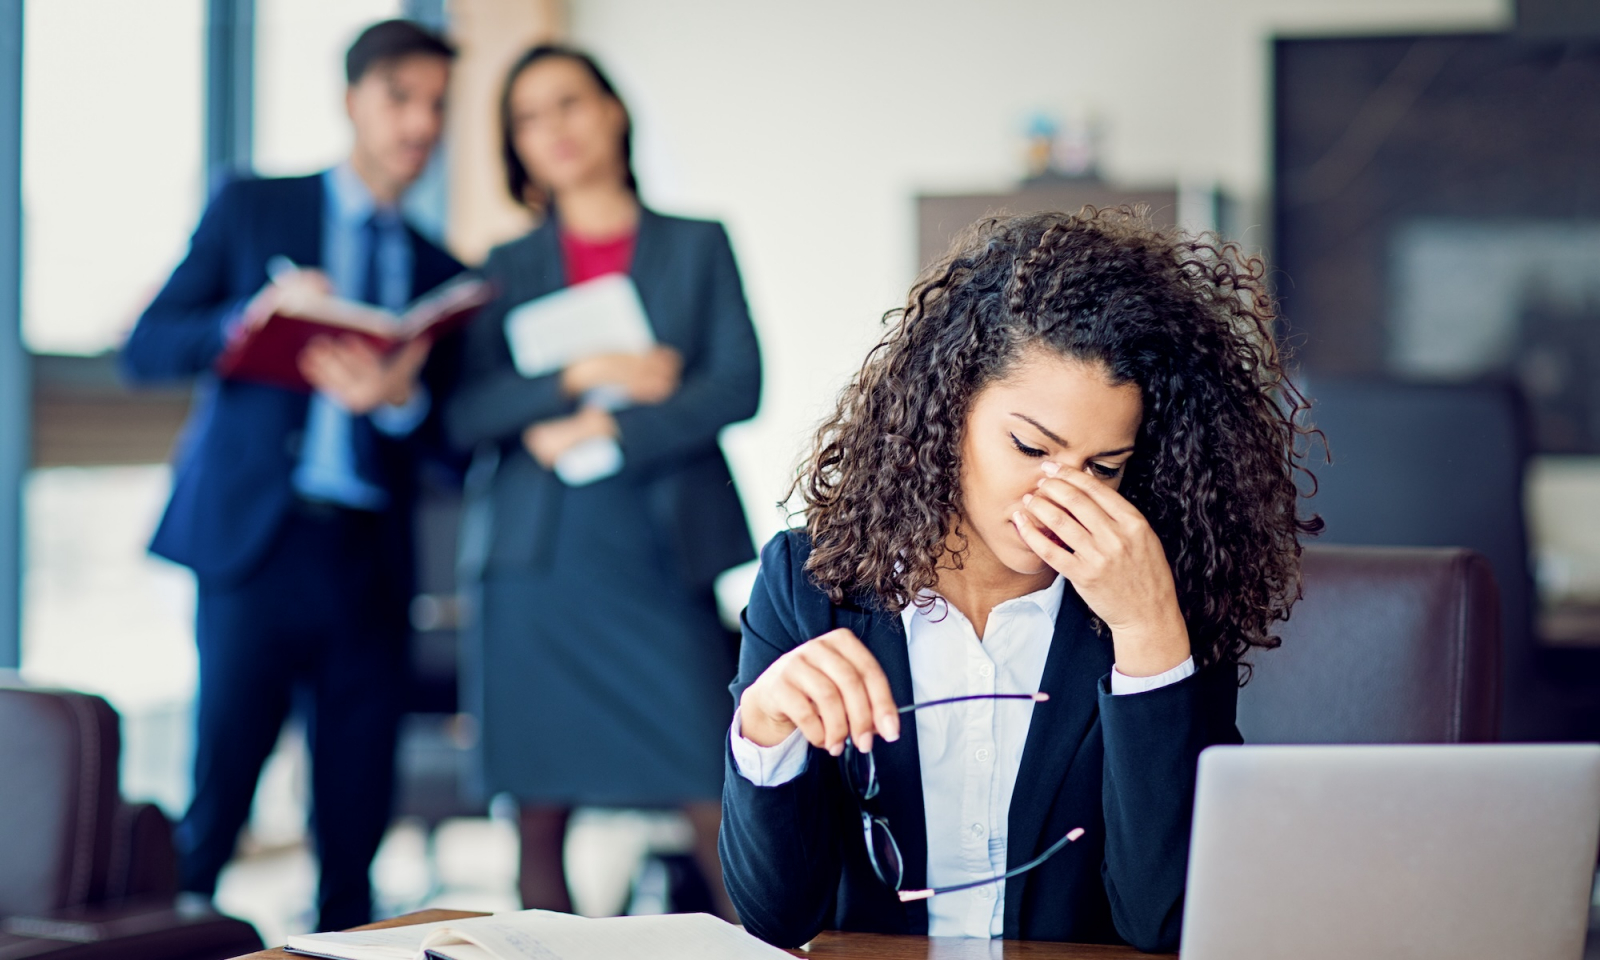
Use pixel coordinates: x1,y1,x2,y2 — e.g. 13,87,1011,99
1238,544,1502,744
0,688,122,917
0,687,261,960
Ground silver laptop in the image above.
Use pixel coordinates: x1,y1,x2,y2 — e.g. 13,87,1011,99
1182,744,1600,960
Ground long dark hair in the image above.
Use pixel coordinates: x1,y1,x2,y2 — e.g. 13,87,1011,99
499,44,639,215
792,207,1322,670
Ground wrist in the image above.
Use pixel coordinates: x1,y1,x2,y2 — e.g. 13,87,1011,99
559,366,586,398
561,358,608,398
738,695,796,748
581,407,618,438
384,379,414,408
1109,609,1190,678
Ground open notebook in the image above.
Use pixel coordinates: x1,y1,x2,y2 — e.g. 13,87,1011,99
284,911,791,960
216,274,493,393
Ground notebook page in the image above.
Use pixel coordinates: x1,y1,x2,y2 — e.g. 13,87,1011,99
421,945,499,960
285,918,455,960
423,913,790,960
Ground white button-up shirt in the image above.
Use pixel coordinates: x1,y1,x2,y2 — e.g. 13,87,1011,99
730,576,1195,938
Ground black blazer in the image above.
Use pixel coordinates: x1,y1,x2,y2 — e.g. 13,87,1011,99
119,173,465,586
445,208,760,588
719,531,1242,952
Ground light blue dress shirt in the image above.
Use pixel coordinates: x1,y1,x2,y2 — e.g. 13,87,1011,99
291,164,431,510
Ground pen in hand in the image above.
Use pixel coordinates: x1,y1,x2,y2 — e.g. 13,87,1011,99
263,255,333,300
266,254,298,284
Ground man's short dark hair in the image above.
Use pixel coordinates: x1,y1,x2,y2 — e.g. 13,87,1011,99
346,19,455,86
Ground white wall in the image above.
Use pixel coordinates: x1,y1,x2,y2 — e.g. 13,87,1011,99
254,0,403,177
569,0,1511,545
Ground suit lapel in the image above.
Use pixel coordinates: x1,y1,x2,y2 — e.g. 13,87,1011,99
627,208,670,340
844,587,1109,934
845,602,930,932
283,174,324,273
520,220,566,299
1003,585,1114,929
275,176,325,422
405,227,443,300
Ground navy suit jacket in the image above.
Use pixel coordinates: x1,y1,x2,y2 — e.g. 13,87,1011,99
445,208,759,589
120,173,466,587
720,531,1243,952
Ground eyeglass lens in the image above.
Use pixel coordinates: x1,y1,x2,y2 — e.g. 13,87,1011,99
864,813,904,890
842,739,879,800
838,691,1057,898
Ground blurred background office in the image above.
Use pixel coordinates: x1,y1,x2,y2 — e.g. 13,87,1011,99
6,0,1600,950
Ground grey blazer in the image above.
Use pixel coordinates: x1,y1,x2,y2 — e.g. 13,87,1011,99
445,208,761,589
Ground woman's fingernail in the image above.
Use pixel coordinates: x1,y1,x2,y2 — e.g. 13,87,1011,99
1012,511,1025,526
879,715,901,741
1022,493,1033,504
829,742,844,757
1041,461,1059,476
857,732,874,753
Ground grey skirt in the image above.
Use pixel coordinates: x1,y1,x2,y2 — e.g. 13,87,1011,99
465,470,736,805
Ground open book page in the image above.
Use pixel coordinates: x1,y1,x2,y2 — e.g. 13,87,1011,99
255,288,395,338
285,918,456,960
420,912,792,960
420,945,499,960
264,274,491,339
503,274,656,379
395,274,495,337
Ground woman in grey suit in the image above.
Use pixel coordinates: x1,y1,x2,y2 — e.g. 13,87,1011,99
444,45,759,918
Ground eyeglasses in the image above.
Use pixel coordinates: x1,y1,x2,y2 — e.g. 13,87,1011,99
840,692,1086,903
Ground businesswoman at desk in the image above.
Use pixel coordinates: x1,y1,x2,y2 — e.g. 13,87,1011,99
445,46,759,917
721,209,1320,951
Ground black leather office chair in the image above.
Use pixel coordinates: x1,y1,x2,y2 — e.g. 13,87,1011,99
1239,544,1502,743
0,685,262,960
1299,377,1600,741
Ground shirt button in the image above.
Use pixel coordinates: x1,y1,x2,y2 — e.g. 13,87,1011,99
975,747,991,762
978,663,994,678
978,886,994,899
971,822,986,837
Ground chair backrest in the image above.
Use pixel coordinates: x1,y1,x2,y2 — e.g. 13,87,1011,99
1303,379,1530,648
0,687,121,917
1238,544,1502,743
1300,377,1564,740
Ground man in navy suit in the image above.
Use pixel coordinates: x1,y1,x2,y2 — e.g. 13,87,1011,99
120,21,464,930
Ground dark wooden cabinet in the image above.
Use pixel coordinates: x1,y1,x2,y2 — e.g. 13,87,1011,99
915,181,1179,274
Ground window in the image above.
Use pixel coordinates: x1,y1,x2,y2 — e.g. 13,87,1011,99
254,0,401,176
21,465,198,811
21,0,204,356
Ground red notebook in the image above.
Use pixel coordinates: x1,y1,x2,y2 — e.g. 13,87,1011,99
215,274,494,393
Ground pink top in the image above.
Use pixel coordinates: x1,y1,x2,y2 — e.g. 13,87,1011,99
560,228,636,285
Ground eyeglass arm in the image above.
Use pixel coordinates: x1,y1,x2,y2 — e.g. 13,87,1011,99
896,827,1085,902
896,691,1050,714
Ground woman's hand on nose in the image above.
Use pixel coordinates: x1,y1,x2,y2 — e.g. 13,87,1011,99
1012,463,1190,678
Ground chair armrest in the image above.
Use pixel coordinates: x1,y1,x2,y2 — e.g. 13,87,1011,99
0,899,262,960
104,803,178,902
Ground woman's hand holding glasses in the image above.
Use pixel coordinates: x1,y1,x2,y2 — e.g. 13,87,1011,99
1012,462,1191,679
739,628,902,755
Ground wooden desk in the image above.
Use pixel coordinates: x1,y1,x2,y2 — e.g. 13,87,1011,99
234,908,1160,959
794,930,1156,958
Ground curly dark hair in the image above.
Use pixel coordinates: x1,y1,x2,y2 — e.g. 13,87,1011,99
792,207,1322,669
